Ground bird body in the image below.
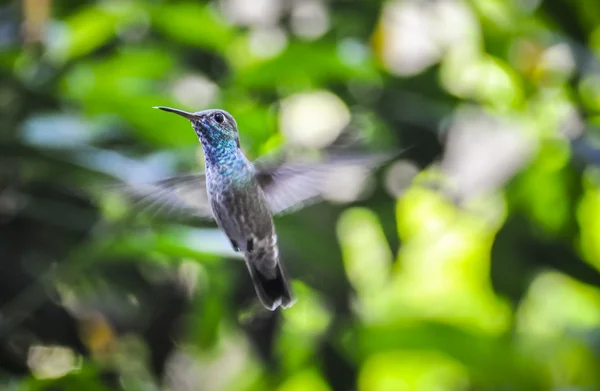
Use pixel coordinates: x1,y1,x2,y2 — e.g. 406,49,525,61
205,149,291,309
156,107,292,310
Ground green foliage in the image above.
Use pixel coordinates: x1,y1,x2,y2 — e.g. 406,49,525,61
2,0,600,390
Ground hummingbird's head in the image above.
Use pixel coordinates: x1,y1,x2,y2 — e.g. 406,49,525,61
154,106,240,149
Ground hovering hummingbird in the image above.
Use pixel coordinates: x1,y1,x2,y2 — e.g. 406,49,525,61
129,106,396,310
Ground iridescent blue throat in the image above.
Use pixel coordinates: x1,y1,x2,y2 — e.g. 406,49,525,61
193,123,248,177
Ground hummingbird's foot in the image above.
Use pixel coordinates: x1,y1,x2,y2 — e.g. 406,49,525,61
246,239,254,253
229,239,239,252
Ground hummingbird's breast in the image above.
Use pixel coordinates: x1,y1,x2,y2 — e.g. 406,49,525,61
206,160,275,251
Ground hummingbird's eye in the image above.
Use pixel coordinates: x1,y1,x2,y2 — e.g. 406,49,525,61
214,112,225,124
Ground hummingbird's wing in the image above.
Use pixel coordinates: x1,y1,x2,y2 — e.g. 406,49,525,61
254,152,396,215
115,174,214,220
111,151,400,220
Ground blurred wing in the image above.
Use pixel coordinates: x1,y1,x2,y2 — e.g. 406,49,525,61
255,152,396,215
115,174,214,220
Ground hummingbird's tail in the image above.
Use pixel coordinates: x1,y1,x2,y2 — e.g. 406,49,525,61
246,260,294,311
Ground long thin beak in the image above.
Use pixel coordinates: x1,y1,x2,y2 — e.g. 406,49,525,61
153,106,197,121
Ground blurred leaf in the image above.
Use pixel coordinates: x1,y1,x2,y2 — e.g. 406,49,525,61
61,48,196,146
62,5,119,60
337,207,392,295
277,368,332,391
278,282,332,373
5,0,600,389
233,41,378,89
68,227,224,267
349,322,545,390
358,350,468,391
512,139,573,236
188,265,225,350
151,2,236,51
517,271,600,335
27,363,109,391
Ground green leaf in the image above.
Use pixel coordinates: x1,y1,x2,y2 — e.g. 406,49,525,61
60,48,196,146
151,2,236,52
233,41,379,89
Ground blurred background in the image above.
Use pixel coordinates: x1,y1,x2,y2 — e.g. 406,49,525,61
2,0,600,390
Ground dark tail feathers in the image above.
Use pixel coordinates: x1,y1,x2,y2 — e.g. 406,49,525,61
246,261,294,311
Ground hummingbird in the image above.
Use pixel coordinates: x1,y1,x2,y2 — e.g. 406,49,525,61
127,106,396,310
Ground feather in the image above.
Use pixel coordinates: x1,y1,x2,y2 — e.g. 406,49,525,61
112,174,214,220
255,151,400,214
110,151,401,219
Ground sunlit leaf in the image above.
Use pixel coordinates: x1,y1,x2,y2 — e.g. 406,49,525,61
151,2,236,51
233,41,378,89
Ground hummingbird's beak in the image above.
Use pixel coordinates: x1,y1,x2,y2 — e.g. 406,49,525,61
153,106,198,122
